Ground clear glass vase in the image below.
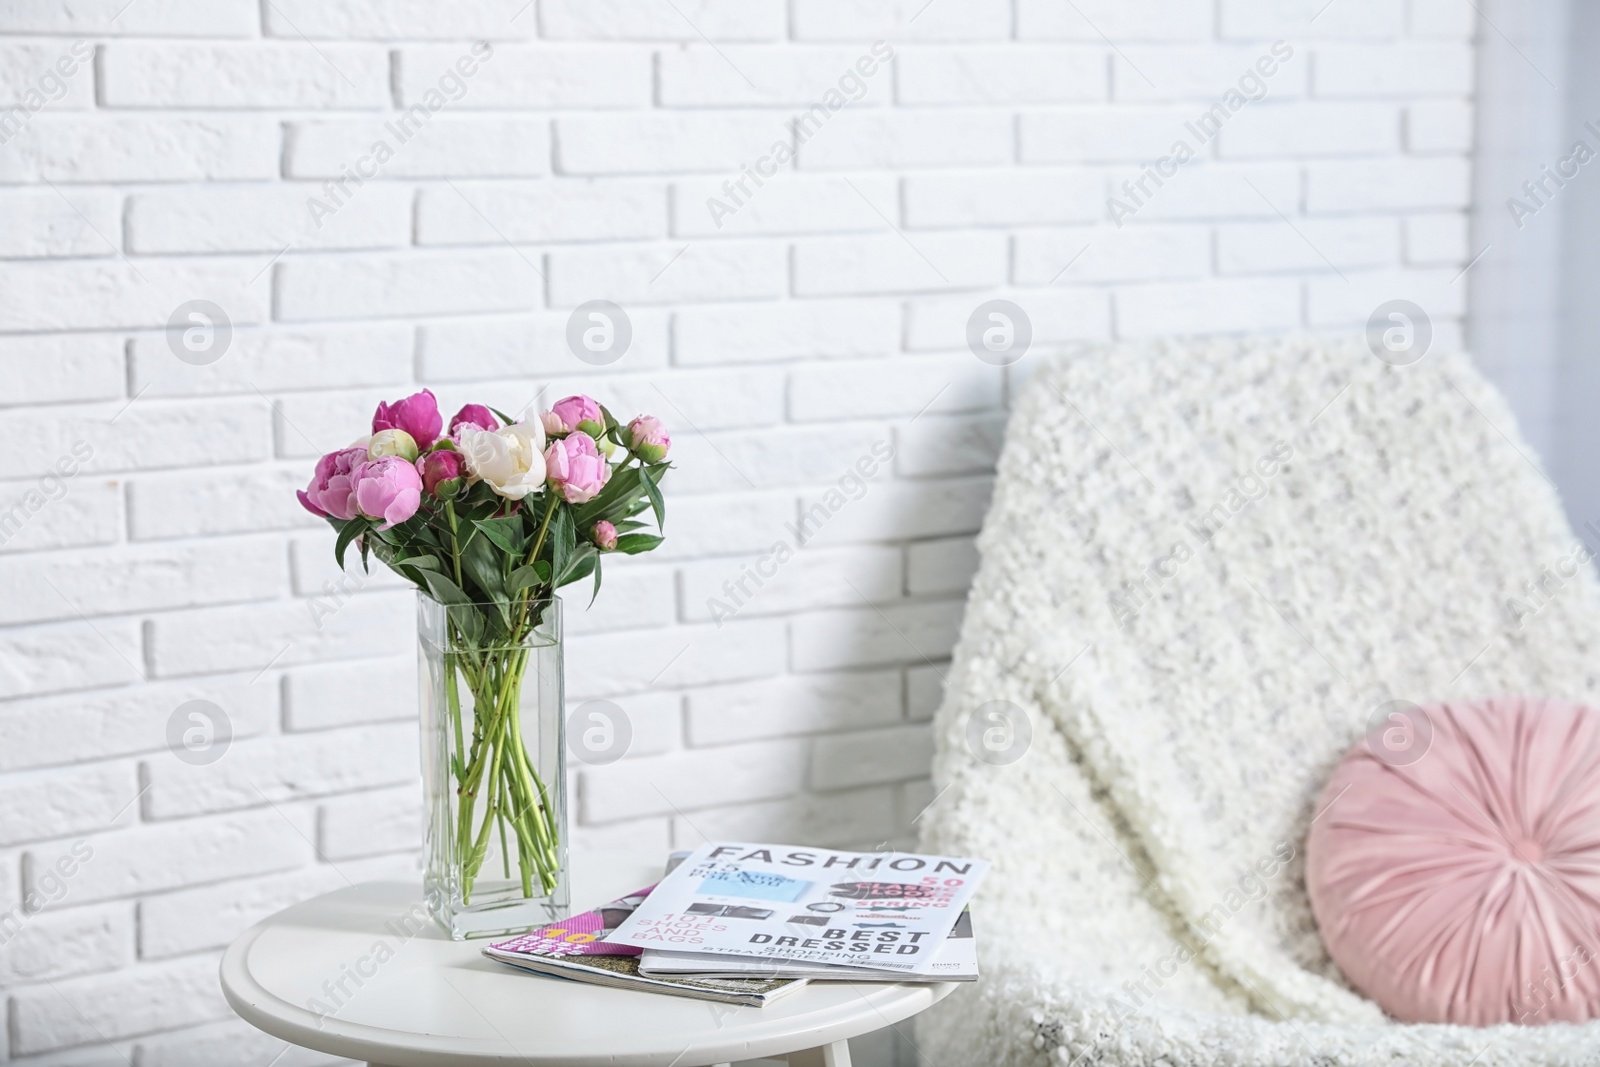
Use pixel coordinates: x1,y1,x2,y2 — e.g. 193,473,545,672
417,595,569,939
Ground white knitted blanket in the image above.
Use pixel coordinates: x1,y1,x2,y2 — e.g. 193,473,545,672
919,335,1600,1066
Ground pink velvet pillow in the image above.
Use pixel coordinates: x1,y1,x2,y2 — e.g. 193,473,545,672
1306,695,1600,1026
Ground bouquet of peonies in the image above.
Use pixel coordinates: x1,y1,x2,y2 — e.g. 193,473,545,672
298,389,670,904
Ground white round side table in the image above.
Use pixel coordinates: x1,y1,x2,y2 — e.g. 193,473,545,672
220,853,957,1067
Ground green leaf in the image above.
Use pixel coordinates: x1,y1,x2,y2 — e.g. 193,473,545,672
394,552,442,593
548,504,574,584
419,568,470,607
615,533,665,555
474,515,524,555
642,464,665,530
508,564,543,595
397,518,443,553
371,516,416,547
556,543,597,588
590,553,603,607
395,564,434,593
454,604,486,644
419,569,487,644
460,531,506,602
489,405,517,426
573,466,640,526
333,520,364,570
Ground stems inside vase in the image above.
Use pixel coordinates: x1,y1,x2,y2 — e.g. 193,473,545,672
444,608,562,905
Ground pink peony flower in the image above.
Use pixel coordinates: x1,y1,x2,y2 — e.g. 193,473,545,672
592,520,618,551
540,410,566,438
298,447,367,521
418,449,466,497
448,403,499,439
351,456,423,529
544,432,611,504
372,389,443,449
548,394,604,436
627,415,671,464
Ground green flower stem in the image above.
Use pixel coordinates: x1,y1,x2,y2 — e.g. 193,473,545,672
444,650,465,782
436,492,567,907
525,493,561,573
508,494,562,637
500,772,535,897
464,735,504,901
505,676,560,888
497,780,512,881
447,619,562,905
444,498,467,589
498,644,558,891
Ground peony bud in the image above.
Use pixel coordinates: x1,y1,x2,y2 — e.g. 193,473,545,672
367,428,420,462
549,394,604,438
626,415,671,464
540,410,566,438
418,449,466,498
592,520,618,551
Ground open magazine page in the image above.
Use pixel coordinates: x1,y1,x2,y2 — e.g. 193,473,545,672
607,842,988,974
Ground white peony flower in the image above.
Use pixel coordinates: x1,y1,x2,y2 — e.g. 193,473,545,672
366,428,419,462
457,421,547,500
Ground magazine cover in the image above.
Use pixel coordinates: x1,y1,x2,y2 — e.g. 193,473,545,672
606,842,989,974
638,909,979,981
483,883,805,1007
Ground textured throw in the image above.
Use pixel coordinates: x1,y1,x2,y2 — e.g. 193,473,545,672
919,335,1600,1066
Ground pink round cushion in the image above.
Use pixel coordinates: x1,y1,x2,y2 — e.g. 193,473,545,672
1306,695,1600,1026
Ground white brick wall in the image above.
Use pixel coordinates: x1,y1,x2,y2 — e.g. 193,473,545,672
0,2,1474,1063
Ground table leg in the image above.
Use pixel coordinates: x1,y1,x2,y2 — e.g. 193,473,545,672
783,1039,852,1067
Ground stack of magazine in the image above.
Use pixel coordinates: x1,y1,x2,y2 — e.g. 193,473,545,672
483,841,988,1006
